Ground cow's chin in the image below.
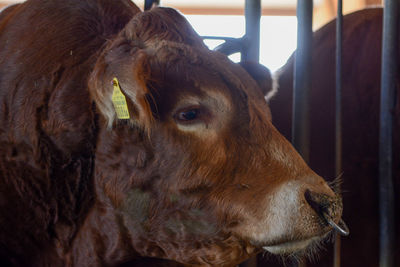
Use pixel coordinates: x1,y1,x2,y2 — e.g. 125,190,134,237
262,236,320,255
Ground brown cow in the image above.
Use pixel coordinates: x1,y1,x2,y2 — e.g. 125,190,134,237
0,0,345,266
258,7,400,267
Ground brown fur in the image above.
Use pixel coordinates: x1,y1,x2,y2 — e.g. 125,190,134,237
0,1,343,266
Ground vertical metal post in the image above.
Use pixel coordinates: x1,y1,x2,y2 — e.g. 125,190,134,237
293,0,313,162
291,1,313,266
379,0,398,266
239,4,261,267
333,0,343,266
242,0,261,62
144,0,159,10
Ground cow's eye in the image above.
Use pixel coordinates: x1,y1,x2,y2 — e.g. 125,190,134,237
175,108,200,122
179,110,198,120
174,106,206,124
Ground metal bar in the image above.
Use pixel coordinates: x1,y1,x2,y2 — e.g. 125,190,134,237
291,1,313,267
203,36,244,56
214,38,247,56
202,36,238,41
292,0,313,162
333,0,343,266
379,0,398,266
203,36,246,56
242,0,261,62
144,0,159,10
239,2,261,266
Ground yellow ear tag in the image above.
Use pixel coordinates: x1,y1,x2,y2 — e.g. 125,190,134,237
112,78,130,119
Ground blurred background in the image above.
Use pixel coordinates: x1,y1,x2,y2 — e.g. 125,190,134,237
0,0,382,72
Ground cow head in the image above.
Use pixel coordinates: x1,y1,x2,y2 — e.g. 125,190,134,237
87,7,344,266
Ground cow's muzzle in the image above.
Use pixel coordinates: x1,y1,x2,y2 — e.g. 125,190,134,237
304,189,349,236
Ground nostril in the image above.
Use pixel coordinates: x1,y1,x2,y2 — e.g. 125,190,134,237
304,189,331,215
304,189,350,236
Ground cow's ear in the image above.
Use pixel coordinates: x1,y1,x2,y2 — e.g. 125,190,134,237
239,61,275,100
89,45,153,130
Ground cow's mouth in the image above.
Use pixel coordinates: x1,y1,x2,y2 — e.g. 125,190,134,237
262,236,320,255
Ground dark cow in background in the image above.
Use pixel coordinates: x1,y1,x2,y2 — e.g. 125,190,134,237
256,7,399,267
0,0,345,266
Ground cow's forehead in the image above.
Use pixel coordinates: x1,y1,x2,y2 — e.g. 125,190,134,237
146,41,263,101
